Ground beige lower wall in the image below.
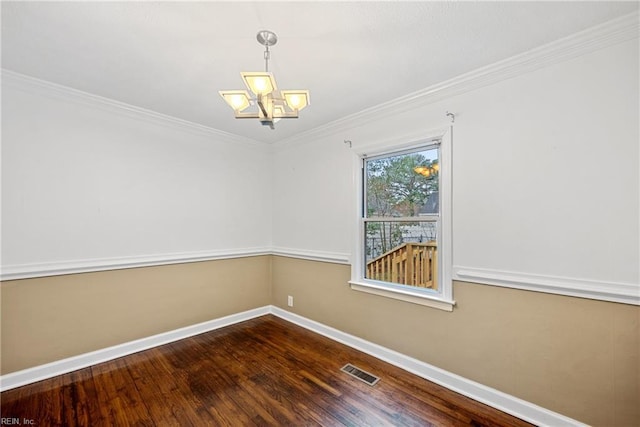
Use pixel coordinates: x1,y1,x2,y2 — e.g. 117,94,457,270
271,256,640,427
2,255,639,426
0,256,271,374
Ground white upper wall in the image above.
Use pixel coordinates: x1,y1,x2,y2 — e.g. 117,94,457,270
1,74,273,274
451,39,638,284
272,38,639,292
2,23,638,301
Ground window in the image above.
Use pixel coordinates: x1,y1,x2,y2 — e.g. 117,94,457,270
350,132,453,311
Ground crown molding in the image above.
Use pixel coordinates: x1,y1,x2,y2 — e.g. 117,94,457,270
273,11,639,149
1,69,267,149
3,11,636,151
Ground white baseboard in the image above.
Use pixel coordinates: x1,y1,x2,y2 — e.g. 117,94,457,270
1,305,586,426
0,306,270,392
270,307,587,427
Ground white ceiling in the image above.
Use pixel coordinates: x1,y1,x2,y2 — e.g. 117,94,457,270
2,1,637,144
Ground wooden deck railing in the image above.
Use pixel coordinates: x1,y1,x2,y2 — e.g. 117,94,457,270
366,242,437,289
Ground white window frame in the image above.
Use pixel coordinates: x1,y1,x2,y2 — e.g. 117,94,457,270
349,127,454,311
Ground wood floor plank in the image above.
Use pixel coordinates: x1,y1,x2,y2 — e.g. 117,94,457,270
1,315,534,426
92,357,155,426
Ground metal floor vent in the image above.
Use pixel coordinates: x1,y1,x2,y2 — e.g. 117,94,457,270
340,363,380,386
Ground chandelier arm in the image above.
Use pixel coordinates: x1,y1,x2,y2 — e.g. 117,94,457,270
257,95,269,118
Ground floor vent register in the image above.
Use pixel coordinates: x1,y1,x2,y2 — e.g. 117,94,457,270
340,363,380,386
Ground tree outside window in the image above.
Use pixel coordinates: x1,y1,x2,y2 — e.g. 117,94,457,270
364,147,440,290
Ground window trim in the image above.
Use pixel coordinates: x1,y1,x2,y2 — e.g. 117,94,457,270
349,127,454,311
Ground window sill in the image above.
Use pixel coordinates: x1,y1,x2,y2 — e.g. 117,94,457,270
348,280,455,312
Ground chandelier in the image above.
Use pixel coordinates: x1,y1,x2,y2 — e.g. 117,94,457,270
219,30,310,130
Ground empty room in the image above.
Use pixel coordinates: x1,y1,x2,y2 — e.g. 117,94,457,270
1,2,638,426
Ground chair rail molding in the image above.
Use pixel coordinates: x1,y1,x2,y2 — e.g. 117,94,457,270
270,247,350,265
453,266,640,306
0,248,272,281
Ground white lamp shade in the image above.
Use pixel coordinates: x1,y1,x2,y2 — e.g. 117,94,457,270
241,72,277,96
272,104,287,121
219,91,252,112
282,90,310,111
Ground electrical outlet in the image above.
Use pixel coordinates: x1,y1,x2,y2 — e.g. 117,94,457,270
287,295,294,307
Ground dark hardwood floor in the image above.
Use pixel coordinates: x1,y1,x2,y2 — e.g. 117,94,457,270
1,315,534,426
